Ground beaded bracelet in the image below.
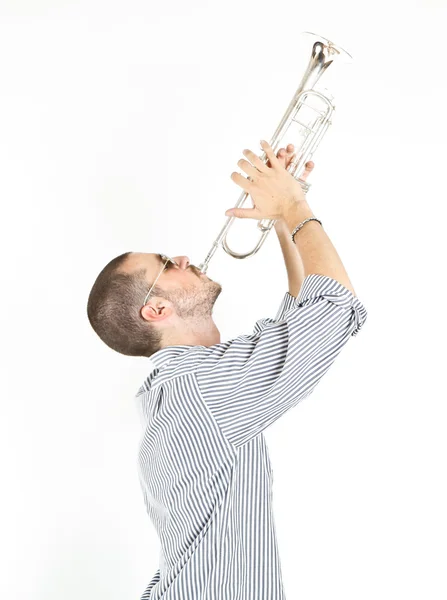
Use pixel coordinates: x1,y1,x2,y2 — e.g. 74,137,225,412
291,217,323,244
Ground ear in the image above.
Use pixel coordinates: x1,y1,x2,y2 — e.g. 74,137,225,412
140,300,173,324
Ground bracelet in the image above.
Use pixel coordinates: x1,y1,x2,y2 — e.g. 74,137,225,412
291,217,322,244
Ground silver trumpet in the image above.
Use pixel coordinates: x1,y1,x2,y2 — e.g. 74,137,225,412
198,32,352,275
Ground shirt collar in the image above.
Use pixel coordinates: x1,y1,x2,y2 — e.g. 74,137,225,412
150,344,196,369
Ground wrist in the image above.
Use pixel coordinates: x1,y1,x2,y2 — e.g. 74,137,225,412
282,201,315,234
274,216,287,228
273,218,290,242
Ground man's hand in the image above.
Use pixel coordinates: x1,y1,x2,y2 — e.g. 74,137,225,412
270,144,314,295
270,144,314,228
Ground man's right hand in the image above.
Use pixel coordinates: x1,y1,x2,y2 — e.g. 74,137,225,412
225,140,311,221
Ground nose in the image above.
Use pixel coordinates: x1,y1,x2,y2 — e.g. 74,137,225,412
173,256,190,270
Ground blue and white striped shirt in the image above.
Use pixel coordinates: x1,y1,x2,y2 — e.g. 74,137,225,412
134,273,368,599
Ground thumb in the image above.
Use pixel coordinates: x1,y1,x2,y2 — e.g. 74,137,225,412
225,207,262,219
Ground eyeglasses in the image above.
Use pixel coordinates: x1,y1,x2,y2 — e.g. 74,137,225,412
142,253,179,308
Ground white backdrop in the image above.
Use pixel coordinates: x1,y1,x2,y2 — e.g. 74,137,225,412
1,1,446,599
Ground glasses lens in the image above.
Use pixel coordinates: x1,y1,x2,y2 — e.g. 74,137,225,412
159,255,178,272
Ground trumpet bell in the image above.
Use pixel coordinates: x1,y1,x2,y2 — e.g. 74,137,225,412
300,32,353,65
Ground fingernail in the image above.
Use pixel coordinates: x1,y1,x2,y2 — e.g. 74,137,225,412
225,210,233,216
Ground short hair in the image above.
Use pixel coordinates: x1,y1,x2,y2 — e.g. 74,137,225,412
87,252,163,357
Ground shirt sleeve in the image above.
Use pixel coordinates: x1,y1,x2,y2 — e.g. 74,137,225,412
195,273,368,449
251,291,298,336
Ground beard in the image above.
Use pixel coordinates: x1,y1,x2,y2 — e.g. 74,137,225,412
161,274,222,321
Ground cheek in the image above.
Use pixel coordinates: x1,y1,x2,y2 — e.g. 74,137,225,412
169,270,197,288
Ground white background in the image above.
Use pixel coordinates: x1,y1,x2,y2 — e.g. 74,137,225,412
1,1,446,599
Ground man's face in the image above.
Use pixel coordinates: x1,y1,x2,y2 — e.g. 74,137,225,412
128,252,222,323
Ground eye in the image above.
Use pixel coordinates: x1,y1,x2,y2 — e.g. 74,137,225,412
159,255,171,269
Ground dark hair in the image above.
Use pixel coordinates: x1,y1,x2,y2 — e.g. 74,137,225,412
87,252,163,357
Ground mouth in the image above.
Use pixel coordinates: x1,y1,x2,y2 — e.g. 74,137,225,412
190,265,206,278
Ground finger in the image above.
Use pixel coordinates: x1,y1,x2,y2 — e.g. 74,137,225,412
271,147,286,169
237,157,262,179
260,140,281,169
225,206,263,219
242,148,270,173
300,160,315,181
230,170,256,194
284,145,296,168
264,147,284,169
277,146,296,171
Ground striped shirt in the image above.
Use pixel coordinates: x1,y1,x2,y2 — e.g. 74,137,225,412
134,273,368,599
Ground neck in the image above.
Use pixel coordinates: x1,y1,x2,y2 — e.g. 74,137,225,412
162,317,221,349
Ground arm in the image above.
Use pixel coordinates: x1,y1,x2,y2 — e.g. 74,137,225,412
271,144,356,296
196,273,367,449
250,215,312,337
200,142,366,449
283,202,357,296
271,147,313,298
274,217,306,297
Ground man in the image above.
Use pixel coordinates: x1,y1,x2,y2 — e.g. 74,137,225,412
87,141,367,599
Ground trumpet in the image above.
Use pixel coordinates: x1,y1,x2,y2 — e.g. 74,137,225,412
198,32,353,275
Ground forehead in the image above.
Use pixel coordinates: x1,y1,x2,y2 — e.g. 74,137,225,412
134,252,160,263
126,252,161,273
